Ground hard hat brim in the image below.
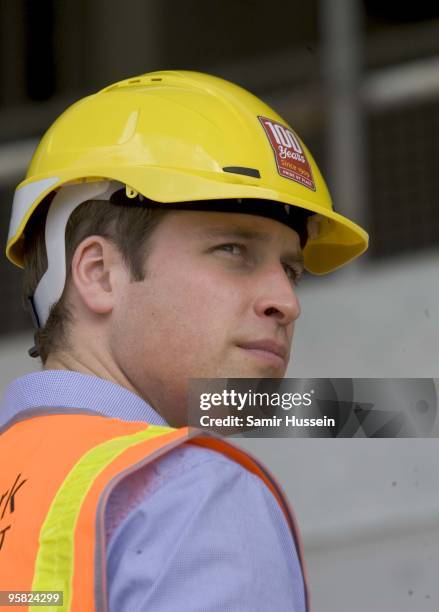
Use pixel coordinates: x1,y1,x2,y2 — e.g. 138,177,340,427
7,166,368,274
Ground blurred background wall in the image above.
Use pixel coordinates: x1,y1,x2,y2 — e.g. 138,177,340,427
0,1,438,610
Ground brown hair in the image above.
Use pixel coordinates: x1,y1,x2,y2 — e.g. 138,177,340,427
21,189,170,364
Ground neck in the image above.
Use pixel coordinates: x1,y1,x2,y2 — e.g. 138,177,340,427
44,349,143,403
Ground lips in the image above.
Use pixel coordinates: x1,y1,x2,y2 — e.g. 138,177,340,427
236,339,288,364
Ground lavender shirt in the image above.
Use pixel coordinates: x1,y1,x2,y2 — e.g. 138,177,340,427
0,370,305,611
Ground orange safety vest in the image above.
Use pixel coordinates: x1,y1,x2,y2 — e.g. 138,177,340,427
0,409,310,611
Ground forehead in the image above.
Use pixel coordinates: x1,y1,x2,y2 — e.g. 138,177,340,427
156,209,302,250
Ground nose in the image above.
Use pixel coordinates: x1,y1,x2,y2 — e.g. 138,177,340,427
253,266,301,325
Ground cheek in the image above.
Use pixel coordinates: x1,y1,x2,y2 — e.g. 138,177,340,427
117,278,194,358
115,263,245,368
160,281,226,351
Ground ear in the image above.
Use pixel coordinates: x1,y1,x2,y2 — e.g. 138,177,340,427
69,235,124,316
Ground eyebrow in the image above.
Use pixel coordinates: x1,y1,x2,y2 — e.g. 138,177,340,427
199,226,305,266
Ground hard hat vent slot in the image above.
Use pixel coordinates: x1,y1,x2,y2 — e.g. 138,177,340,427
223,166,261,179
102,76,163,92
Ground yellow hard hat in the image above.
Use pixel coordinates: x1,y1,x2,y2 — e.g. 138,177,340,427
6,70,368,274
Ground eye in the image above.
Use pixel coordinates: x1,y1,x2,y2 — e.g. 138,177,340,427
215,243,246,256
283,263,303,286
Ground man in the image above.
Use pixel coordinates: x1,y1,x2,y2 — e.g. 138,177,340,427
0,71,368,611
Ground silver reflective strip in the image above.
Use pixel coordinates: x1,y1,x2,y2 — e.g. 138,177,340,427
33,180,123,327
8,177,60,244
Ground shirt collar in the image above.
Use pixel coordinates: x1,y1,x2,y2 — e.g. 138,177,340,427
0,369,169,429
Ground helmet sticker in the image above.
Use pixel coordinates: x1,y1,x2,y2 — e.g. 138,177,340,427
258,116,316,191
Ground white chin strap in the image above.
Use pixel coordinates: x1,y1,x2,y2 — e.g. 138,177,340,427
32,180,123,328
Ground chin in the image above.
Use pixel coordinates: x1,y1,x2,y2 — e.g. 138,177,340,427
227,363,286,379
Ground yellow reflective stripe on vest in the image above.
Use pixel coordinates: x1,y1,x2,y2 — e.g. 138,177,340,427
31,424,174,612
